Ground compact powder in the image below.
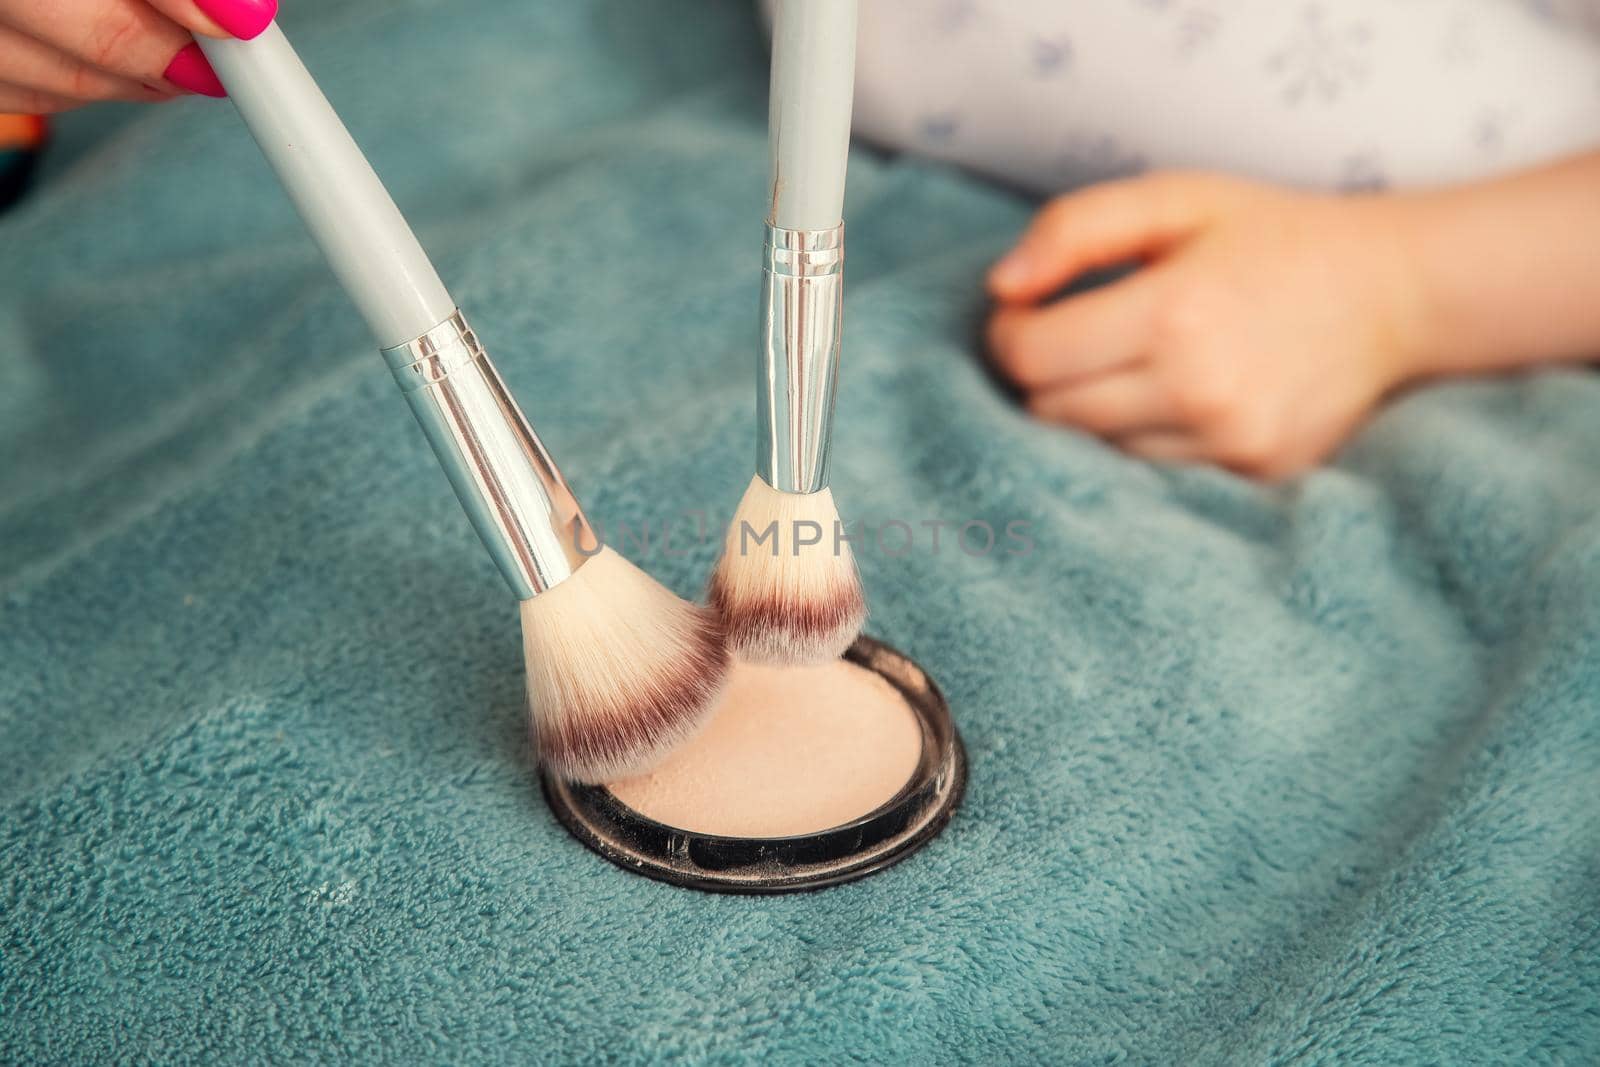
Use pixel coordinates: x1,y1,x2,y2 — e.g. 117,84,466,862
607,658,924,838
546,635,966,893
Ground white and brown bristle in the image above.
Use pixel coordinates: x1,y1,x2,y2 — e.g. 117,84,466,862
521,546,729,783
708,474,867,666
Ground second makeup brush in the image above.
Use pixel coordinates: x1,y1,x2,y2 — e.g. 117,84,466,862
198,23,729,783
709,0,867,666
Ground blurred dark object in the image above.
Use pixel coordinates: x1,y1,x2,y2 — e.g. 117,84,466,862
0,114,47,212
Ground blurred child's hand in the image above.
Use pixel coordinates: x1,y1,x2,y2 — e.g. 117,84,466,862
985,172,1425,479
0,0,275,110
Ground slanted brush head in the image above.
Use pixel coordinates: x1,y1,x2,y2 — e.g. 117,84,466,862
708,474,867,666
521,547,729,783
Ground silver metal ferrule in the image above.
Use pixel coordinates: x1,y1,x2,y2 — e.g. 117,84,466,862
382,310,596,599
757,222,844,494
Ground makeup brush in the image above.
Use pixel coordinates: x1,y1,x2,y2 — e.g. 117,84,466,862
198,25,728,783
709,0,866,666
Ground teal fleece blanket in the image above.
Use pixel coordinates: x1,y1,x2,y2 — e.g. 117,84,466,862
2,1,1597,1062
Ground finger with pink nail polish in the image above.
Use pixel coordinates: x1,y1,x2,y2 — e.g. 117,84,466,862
163,43,227,98
192,0,278,41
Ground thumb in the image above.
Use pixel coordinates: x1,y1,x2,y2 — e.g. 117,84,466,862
988,171,1241,304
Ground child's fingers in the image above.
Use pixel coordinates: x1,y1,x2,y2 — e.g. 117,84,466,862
146,0,277,41
0,23,171,103
1025,371,1173,437
3,0,200,90
986,274,1157,389
988,172,1239,304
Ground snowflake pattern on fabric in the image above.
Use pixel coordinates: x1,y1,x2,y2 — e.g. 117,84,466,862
844,0,1600,194
1511,0,1600,38
1058,131,1148,185
1473,106,1520,158
919,113,962,145
1264,5,1373,106
1129,0,1225,59
1337,152,1388,193
935,0,980,34
1030,36,1073,77
1175,6,1223,59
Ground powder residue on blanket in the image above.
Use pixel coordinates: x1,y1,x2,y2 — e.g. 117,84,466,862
608,658,922,837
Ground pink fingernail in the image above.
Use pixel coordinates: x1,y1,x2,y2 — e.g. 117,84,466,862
195,0,278,40
163,43,227,98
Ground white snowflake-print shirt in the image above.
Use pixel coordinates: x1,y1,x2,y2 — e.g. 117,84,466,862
785,0,1600,194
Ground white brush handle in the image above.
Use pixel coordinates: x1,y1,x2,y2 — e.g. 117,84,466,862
200,23,594,599
767,0,858,230
198,26,455,349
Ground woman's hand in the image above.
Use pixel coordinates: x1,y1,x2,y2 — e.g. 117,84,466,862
0,0,275,110
986,172,1426,480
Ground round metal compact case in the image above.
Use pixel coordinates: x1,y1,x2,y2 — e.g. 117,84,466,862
542,636,966,894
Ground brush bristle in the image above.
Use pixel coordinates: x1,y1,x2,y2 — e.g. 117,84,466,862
708,475,867,666
521,546,729,783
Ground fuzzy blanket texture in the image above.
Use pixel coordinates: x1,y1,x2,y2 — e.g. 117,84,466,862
2,1,1598,1063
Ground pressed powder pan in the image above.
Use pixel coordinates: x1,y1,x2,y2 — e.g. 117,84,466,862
542,636,966,894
